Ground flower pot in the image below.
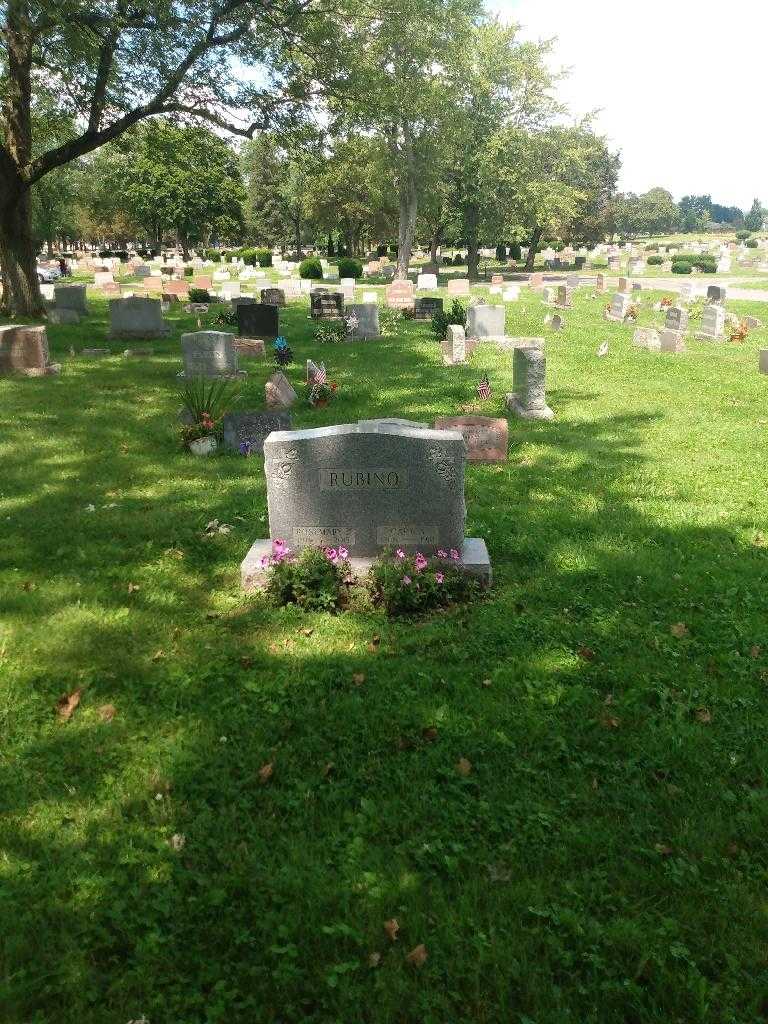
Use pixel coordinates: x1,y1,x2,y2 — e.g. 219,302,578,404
313,399,329,408
189,436,217,456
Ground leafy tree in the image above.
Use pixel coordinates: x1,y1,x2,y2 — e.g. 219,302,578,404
744,198,764,232
0,0,322,315
678,194,711,233
710,202,743,227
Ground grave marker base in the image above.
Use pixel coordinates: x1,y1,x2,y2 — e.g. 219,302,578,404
505,392,554,420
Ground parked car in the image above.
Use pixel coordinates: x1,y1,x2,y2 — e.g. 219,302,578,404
37,265,61,284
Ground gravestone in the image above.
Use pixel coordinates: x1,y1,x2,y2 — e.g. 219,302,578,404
54,283,88,314
94,271,114,287
192,275,212,290
265,370,298,409
633,327,661,351
528,272,544,290
759,350,768,375
607,293,630,320
549,313,564,332
223,411,292,453
240,421,490,581
238,302,279,339
467,304,505,340
447,278,470,296
0,325,60,377
180,331,244,378
442,324,468,366
665,306,689,332
386,280,415,309
134,264,152,279
679,282,695,303
660,330,685,353
422,262,439,276
416,273,438,290
707,284,727,304
311,291,344,319
695,304,725,341
595,273,606,292
414,297,444,321
505,346,554,420
346,303,380,340
618,277,630,293
434,415,508,463
261,287,286,307
556,285,573,307
542,286,556,304
164,280,189,298
490,274,504,286
108,297,169,339
233,338,266,358
575,256,586,269
48,308,80,325
565,274,579,290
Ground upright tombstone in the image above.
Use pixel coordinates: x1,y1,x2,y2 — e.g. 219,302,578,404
416,273,438,290
555,285,573,307
505,345,554,420
265,371,298,409
180,330,245,378
565,274,579,290
679,282,695,303
595,273,606,293
759,350,768,375
618,277,630,293
695,304,725,341
0,325,60,377
414,297,444,321
238,302,279,339
261,287,286,307
607,293,630,321
192,274,212,291
108,297,169,339
660,330,686,353
707,284,727,304
54,283,88,314
633,327,661,351
447,278,470,296
164,280,189,299
346,303,380,340
223,411,292,454
311,291,344,320
665,306,689,333
490,274,504,286
542,286,556,305
386,280,415,310
442,324,468,366
467,304,505,340
240,420,490,584
434,415,508,463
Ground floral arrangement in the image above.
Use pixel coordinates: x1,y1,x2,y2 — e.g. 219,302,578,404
368,547,479,616
263,540,350,611
308,378,337,406
729,319,750,344
625,304,639,322
273,335,293,366
178,377,239,446
660,296,673,308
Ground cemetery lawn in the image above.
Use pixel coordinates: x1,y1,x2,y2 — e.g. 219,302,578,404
3,289,768,1024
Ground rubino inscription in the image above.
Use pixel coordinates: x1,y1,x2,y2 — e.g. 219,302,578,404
320,468,407,491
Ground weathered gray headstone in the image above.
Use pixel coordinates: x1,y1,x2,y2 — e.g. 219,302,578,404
48,308,80,325
414,297,443,321
222,411,292,453
0,325,60,377
311,291,344,319
442,324,468,366
665,306,689,332
260,287,286,306
180,331,244,378
660,329,685,353
695,304,725,340
346,303,380,340
467,304,505,340
607,293,630,320
108,297,169,339
555,285,573,307
707,284,727,304
505,345,554,420
54,283,88,314
633,327,660,351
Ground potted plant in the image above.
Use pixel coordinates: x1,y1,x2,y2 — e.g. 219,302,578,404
308,379,337,408
178,378,239,455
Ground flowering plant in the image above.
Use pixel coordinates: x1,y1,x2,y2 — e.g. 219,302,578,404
273,335,293,366
729,319,750,344
178,377,239,446
368,547,478,616
308,379,337,406
264,542,350,611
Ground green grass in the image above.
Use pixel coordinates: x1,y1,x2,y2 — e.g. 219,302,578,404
2,285,768,1023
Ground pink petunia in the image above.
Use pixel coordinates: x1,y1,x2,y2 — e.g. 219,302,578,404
450,548,460,561
415,553,428,572
260,555,270,568
273,538,285,552
435,571,445,583
325,547,338,562
402,575,412,585
338,546,348,559
437,549,448,559
395,548,406,560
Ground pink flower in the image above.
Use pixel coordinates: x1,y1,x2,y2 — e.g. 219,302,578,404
324,547,338,562
395,548,405,560
273,538,285,553
437,549,448,559
260,555,270,568
415,552,428,572
435,571,445,583
338,546,348,559
450,548,460,561
402,575,412,585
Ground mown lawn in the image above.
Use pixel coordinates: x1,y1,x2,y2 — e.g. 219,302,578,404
2,285,768,1023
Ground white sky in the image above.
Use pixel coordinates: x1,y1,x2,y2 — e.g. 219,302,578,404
489,0,765,211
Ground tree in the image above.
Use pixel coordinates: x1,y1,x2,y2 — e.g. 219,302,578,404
678,194,711,233
745,198,764,232
0,0,320,315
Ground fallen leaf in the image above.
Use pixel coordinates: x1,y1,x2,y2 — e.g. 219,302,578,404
670,622,689,638
98,703,116,722
456,757,472,777
654,843,673,857
368,952,382,968
577,646,595,661
422,726,438,743
21,580,36,592
170,833,186,851
322,762,334,778
151,649,165,662
269,642,280,654
601,713,620,729
481,678,492,687
352,672,365,686
695,707,712,724
258,762,274,784
127,582,140,594
384,918,399,942
240,656,254,669
164,548,184,560
56,687,82,722
300,628,314,637
406,943,428,967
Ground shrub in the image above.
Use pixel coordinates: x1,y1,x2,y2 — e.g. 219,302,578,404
368,548,479,617
590,258,608,269
204,249,221,263
647,255,664,266
495,244,507,262
452,253,464,265
299,257,323,280
188,287,211,303
746,238,758,248
212,307,238,327
736,230,751,241
442,256,452,265
671,261,692,274
510,242,522,261
337,257,363,279
256,247,273,267
431,298,467,339
314,320,347,344
184,266,193,277
645,243,659,252
264,543,350,611
379,307,402,336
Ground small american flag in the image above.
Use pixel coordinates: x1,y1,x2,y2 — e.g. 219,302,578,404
313,362,327,385
477,373,491,400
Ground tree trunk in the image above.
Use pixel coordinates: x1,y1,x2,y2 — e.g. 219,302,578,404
524,225,543,272
0,173,44,316
294,214,303,258
430,224,443,265
178,230,190,261
327,233,334,257
395,167,418,279
465,202,480,281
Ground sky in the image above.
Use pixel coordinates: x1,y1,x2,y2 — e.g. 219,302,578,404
489,0,765,211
